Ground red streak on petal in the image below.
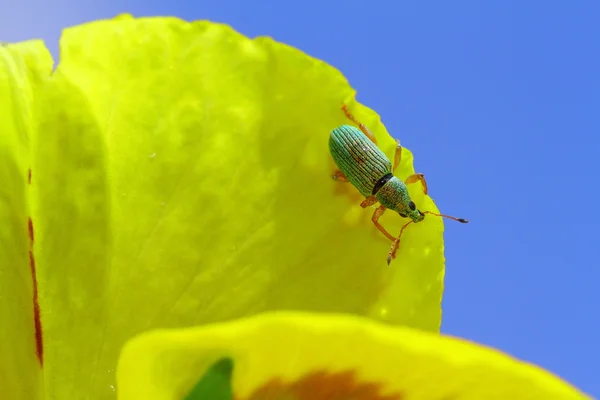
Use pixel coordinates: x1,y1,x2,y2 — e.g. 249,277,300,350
28,218,34,244
27,169,43,365
28,250,43,365
28,215,43,365
244,370,403,400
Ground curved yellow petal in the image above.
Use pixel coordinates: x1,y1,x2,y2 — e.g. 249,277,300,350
30,15,448,397
0,41,51,399
117,312,588,400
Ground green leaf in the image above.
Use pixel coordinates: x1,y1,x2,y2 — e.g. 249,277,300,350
183,358,234,400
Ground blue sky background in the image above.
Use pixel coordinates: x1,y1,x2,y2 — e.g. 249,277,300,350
2,0,599,396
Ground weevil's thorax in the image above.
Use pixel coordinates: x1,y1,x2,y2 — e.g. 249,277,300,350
375,176,425,222
374,176,410,211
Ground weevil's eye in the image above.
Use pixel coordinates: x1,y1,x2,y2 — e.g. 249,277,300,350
408,201,416,211
399,212,408,218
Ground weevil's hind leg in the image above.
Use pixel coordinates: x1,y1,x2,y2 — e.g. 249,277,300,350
332,169,350,182
360,195,378,208
392,139,402,172
341,104,378,144
372,205,396,241
404,173,428,195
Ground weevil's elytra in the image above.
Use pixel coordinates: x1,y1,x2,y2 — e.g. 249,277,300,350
329,124,391,198
329,104,469,264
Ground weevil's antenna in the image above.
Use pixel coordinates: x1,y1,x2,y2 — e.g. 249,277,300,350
387,220,414,265
387,212,469,264
423,211,469,224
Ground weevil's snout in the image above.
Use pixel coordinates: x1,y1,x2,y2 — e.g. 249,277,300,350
413,210,425,223
397,200,425,223
406,200,425,223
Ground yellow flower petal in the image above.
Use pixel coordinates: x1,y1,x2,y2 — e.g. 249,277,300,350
117,312,589,400
25,15,449,397
0,40,52,399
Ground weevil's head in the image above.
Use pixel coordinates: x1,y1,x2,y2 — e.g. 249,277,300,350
397,199,425,223
376,178,468,251
375,177,426,223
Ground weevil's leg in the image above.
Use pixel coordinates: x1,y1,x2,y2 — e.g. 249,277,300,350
387,239,400,265
404,173,428,195
360,195,378,208
332,169,349,182
341,104,378,144
392,139,402,172
386,220,414,265
372,205,396,241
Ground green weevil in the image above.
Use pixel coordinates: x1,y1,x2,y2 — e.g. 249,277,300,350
330,104,468,264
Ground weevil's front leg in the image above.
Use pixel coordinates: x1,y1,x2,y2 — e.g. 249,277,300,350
372,205,396,241
360,195,378,208
392,139,402,172
387,238,400,265
332,169,349,182
404,173,428,195
386,221,414,264
341,104,378,145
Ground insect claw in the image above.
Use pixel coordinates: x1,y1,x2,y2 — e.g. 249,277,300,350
387,242,398,265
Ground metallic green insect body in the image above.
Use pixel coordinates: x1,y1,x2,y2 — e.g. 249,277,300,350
329,125,423,221
330,105,468,264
